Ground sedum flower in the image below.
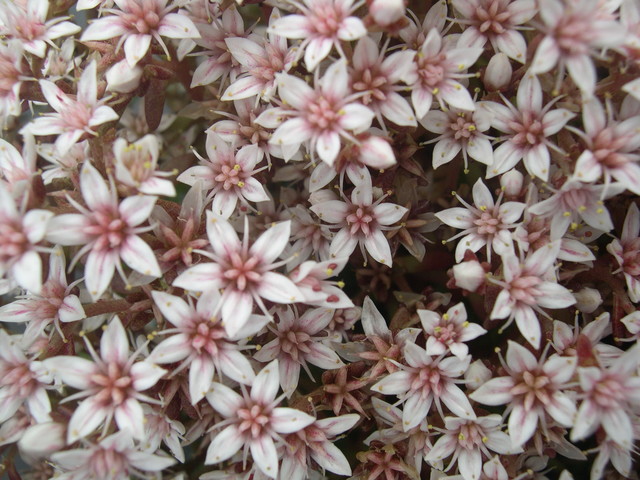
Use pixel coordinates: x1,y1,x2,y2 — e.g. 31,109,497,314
173,214,303,337
148,289,262,405
436,178,525,263
0,41,26,128
372,341,476,431
419,302,487,360
80,0,200,66
43,316,167,443
49,431,176,480
24,61,119,156
0,183,53,294
205,359,316,478
489,241,576,349
310,178,408,266
607,202,640,302
259,59,375,166
254,306,344,395
46,161,161,301
470,341,578,448
267,0,366,71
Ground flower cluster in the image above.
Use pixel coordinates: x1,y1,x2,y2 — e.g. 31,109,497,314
1,0,639,479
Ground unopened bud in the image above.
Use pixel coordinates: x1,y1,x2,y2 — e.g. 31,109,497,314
500,170,524,197
484,53,512,92
452,259,485,292
368,0,406,26
106,59,143,93
18,422,66,461
465,360,492,390
573,287,602,313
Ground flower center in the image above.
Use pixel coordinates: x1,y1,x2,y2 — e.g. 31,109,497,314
0,219,28,262
592,127,630,168
352,67,388,105
417,54,447,89
88,447,129,479
280,329,312,361
191,318,226,355
473,211,501,235
346,205,376,237
474,0,511,35
509,275,542,305
450,114,478,140
306,95,341,131
510,111,544,147
223,251,262,291
237,403,271,439
214,163,246,191
510,370,552,410
90,362,132,406
86,210,130,251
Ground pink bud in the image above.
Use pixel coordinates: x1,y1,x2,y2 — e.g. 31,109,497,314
573,287,601,313
368,0,406,26
452,259,485,292
500,170,524,197
18,422,66,461
106,59,143,93
465,360,492,390
484,53,512,92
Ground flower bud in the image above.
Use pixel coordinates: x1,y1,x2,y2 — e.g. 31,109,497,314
18,422,66,461
484,53,512,91
500,170,524,197
573,287,602,313
465,360,492,390
106,59,143,93
452,259,485,292
368,0,405,26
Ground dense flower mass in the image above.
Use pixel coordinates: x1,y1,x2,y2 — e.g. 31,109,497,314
0,0,639,479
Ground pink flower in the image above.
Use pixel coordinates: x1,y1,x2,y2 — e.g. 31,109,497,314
572,97,640,194
177,131,269,218
420,105,494,170
350,36,418,128
45,161,161,301
419,302,487,360
0,183,53,294
489,241,576,349
148,289,264,405
281,414,360,479
289,258,354,308
530,0,626,97
571,343,640,449
403,28,483,118
43,316,167,443
607,203,640,302
436,178,525,262
113,135,176,197
0,42,26,127
267,0,366,71
470,341,578,447
372,341,476,431
24,61,119,155
50,431,176,479
0,245,85,343
425,414,520,480
81,0,200,66
0,0,80,58
259,60,375,166
528,179,623,239
254,306,344,395
173,214,304,337
310,178,408,266
0,329,53,424
483,73,575,181
222,9,297,102
205,360,316,478
452,0,537,62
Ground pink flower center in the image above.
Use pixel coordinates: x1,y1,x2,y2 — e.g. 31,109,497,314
309,3,345,38
352,67,388,105
473,211,501,235
86,209,130,252
346,205,376,237
508,275,542,305
416,54,447,89
456,422,486,450
306,95,341,131
591,127,631,168
510,111,544,147
13,16,46,41
553,14,591,56
0,219,28,262
450,114,478,140
1,361,40,399
237,403,271,439
622,239,640,276
510,370,552,411
119,146,155,184
251,44,286,83
433,323,458,344
191,318,226,355
474,0,511,35
592,375,626,408
62,102,94,132
560,187,589,211
279,329,312,362
223,251,263,291
214,162,247,191
121,0,163,34
90,362,133,406
0,52,21,97
411,365,445,397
